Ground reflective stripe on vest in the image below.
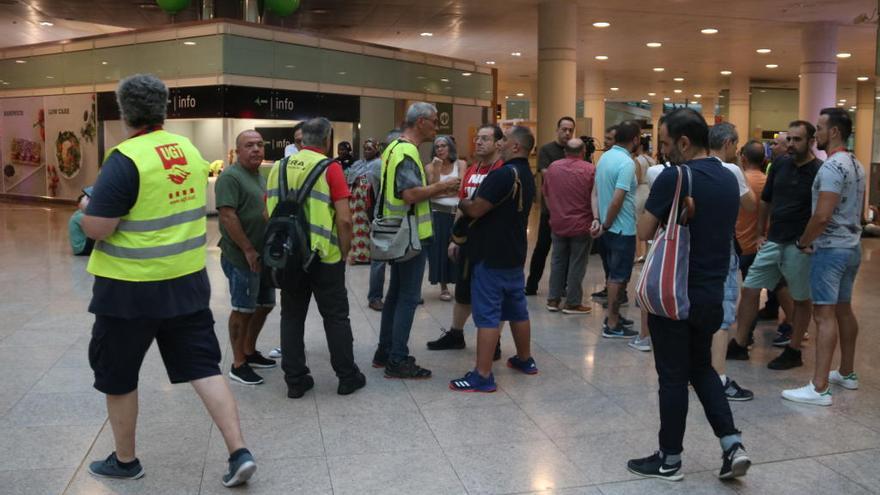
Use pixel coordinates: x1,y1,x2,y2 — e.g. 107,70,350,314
87,130,209,282
266,187,331,204
380,139,433,240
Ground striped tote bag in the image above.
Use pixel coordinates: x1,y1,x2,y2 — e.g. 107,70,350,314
635,165,692,321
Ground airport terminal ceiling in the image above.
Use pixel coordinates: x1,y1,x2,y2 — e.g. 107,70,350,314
0,0,877,103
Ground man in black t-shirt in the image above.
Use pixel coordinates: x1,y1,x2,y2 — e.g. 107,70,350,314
449,126,538,393
525,116,574,294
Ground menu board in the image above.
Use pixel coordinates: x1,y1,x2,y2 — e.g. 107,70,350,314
43,94,99,200
0,97,47,196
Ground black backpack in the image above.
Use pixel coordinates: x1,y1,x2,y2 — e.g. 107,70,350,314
263,156,332,288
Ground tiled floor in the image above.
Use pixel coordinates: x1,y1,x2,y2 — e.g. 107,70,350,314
2,200,880,495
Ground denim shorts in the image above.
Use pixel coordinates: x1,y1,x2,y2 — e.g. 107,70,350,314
602,232,636,284
471,262,529,329
721,252,740,329
810,246,861,305
220,255,276,313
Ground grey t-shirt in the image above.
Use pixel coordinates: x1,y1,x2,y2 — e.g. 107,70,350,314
813,152,866,249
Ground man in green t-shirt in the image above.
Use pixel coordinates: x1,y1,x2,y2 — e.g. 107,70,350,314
216,130,277,385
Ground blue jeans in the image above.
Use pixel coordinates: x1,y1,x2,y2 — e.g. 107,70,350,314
810,246,861,305
378,249,427,362
368,259,386,303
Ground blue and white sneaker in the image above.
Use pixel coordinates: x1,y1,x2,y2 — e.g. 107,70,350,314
449,370,497,392
222,449,257,487
602,323,638,339
88,452,145,480
507,355,539,375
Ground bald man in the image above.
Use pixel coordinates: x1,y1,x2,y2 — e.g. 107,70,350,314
542,138,598,314
216,129,277,385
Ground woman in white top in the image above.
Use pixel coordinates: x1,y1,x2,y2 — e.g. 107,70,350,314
426,135,467,301
633,136,657,261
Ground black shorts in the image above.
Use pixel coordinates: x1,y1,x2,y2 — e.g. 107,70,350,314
89,308,222,395
454,256,472,305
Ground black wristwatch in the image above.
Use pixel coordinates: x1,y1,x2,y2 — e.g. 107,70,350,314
795,239,810,251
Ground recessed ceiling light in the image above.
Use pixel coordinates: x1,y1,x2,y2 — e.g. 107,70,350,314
648,92,656,96
664,97,671,101
674,89,683,93
691,100,699,104
592,21,611,28
641,99,649,103
511,52,522,57
694,94,702,98
876,96,880,100
183,41,197,46
837,102,845,106
485,60,496,65
646,42,662,48
850,106,857,110
46,75,54,79
440,78,449,82
420,32,433,37
14,60,26,64
857,76,869,81
310,8,329,14
337,71,346,75
595,55,608,60
285,64,295,69
720,70,732,75
1,82,8,85
673,77,684,82
39,21,54,26
653,67,665,72
765,64,778,68
461,72,472,76
101,61,108,65
516,92,525,97
837,52,852,58
610,87,619,91
701,28,718,34
756,48,771,54
504,96,509,99
416,75,426,80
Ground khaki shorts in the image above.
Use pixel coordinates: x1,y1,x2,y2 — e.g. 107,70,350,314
743,241,812,301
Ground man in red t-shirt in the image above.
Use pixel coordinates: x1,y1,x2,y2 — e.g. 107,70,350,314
427,124,505,353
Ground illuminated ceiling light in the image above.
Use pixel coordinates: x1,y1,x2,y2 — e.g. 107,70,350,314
285,64,295,69
837,102,845,106
39,21,54,26
663,97,671,101
101,61,108,65
416,75,426,80
15,60,26,64
440,78,449,82
756,48,771,54
610,87,619,91
836,52,852,58
653,67,665,72
592,21,611,28
504,96,509,99
839,99,847,102
511,52,522,57
516,92,525,97
1,82,8,85
876,96,880,100
674,89,683,93
595,55,608,60
850,106,857,110
857,76,869,81
46,75,54,79
641,99,649,103
673,77,684,82
691,100,699,104
765,64,778,68
648,92,656,96
646,42,662,48
720,70,732,75
337,71,346,75
694,94,702,98
485,60,496,65
461,72,472,76
420,32,433,37
701,28,719,34
183,41,197,46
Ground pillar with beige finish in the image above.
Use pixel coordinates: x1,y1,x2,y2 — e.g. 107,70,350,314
537,0,577,147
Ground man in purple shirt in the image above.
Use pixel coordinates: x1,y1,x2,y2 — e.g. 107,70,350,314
543,138,597,314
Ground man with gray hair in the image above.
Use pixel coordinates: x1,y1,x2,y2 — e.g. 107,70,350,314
267,117,365,399
372,103,460,378
82,74,256,487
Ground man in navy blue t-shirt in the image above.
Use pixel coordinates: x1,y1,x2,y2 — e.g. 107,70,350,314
449,126,539,392
627,109,750,482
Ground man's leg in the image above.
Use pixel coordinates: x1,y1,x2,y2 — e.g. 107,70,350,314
106,391,139,462
228,311,252,368
607,281,624,327
243,307,271,356
389,251,428,363
733,288,761,346
279,284,313,383
811,305,837,391
508,319,531,361
565,235,591,307
368,259,386,304
378,261,400,354
311,262,359,379
837,303,859,376
789,300,813,350
525,212,552,293
647,313,691,458
190,375,246,454
475,327,502,377
547,233,568,305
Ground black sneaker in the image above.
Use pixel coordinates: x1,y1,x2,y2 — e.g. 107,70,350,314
602,292,629,309
245,351,277,369
726,339,749,360
222,448,256,487
337,371,366,395
524,287,538,296
719,443,751,480
591,287,608,302
287,375,315,399
372,346,389,368
602,322,638,339
385,356,432,379
88,452,145,480
771,323,793,347
427,328,466,350
229,363,264,385
604,315,634,328
493,340,501,361
768,346,802,370
723,378,754,401
627,451,683,481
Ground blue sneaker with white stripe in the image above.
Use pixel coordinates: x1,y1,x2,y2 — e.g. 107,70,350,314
449,370,497,393
507,355,539,375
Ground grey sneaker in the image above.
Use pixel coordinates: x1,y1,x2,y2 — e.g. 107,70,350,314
222,449,257,487
602,323,638,339
628,335,652,352
88,452,145,480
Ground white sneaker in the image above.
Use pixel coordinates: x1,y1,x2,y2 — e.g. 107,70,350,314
781,382,832,406
268,347,282,359
829,370,859,390
628,335,652,352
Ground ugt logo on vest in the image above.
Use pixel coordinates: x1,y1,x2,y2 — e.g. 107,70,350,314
155,143,191,185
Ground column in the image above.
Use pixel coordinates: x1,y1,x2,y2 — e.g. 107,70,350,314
799,22,838,122
650,98,663,152
729,75,751,139
856,80,875,206
537,0,577,147
582,69,605,138
701,95,717,126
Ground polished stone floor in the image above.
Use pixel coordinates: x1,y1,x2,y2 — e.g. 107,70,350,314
2,200,880,495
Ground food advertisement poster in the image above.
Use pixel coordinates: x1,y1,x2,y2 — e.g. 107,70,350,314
43,93,98,200
1,97,47,196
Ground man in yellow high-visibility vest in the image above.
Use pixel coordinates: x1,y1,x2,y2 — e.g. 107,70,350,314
371,102,460,379
81,74,255,487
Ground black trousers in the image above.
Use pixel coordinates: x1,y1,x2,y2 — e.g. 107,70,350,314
526,211,552,291
280,261,358,384
648,304,740,455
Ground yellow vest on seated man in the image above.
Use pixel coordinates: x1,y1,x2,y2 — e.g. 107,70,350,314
88,130,209,282
266,148,342,264
381,139,433,240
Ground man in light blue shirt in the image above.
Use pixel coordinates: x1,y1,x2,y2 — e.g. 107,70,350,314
593,120,640,337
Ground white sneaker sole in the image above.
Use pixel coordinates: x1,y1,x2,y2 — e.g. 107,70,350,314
223,460,256,487
228,371,264,385
781,392,831,406
546,306,561,312
626,465,683,482
829,377,859,390
719,456,751,479
248,362,277,369
88,465,145,480
628,343,651,352
562,309,592,315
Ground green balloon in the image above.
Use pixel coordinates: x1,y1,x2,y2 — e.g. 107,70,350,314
156,0,190,14
265,0,300,16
